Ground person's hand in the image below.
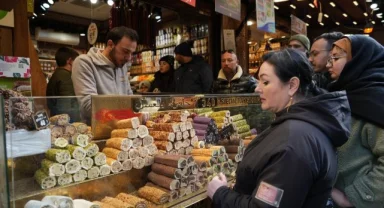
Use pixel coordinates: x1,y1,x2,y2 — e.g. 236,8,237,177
331,188,354,207
207,172,228,199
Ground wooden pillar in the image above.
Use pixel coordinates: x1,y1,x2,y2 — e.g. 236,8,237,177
0,27,13,56
13,0,29,57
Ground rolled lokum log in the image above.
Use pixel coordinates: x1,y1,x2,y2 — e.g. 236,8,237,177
57,173,73,186
152,123,180,132
240,131,252,139
210,146,226,155
81,157,94,170
41,159,65,177
53,137,69,148
72,122,88,134
154,154,187,168
182,131,189,139
195,129,206,136
101,197,134,208
106,138,132,151
121,159,133,171
148,172,180,190
151,163,183,179
149,130,175,142
116,117,140,129
46,149,71,164
175,132,182,141
146,144,158,156
138,147,149,158
73,199,100,208
189,129,196,138
191,148,218,157
210,111,230,118
66,145,86,161
185,146,194,155
87,166,100,179
212,117,228,124
34,169,56,189
93,152,107,166
193,116,212,125
103,148,126,161
24,200,55,208
65,159,81,174
128,148,139,159
132,138,143,148
73,169,87,182
99,164,111,176
179,122,187,132
137,185,170,205
145,182,179,202
237,125,251,134
93,201,115,208
192,156,216,167
111,128,138,139
51,126,64,138
71,134,89,147
233,119,247,129
173,141,183,150
142,135,154,147
224,145,242,154
144,156,154,167
85,143,100,157
49,114,70,126
106,158,122,173
192,141,205,149
154,141,173,152
137,125,149,138
42,196,73,208
116,193,147,208
192,123,208,130
132,157,145,169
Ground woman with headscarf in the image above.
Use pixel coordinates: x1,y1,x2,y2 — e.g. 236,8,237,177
207,49,351,208
327,35,384,208
149,55,175,93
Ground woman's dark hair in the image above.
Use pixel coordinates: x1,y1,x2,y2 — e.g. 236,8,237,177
262,48,323,97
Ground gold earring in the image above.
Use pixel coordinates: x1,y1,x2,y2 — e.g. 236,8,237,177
286,97,293,113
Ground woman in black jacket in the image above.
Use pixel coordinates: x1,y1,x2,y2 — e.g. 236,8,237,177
149,55,175,93
207,49,351,208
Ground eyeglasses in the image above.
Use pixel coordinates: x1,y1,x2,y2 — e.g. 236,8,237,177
327,55,346,67
309,49,330,58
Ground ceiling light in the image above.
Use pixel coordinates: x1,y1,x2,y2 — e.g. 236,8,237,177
290,4,296,9
353,21,357,25
247,41,252,44
343,13,348,17
377,14,383,18
353,1,358,6
43,3,50,8
40,5,46,11
247,21,253,26
372,20,376,24
371,3,378,9
373,7,380,11
324,14,329,18
282,36,286,38
90,0,97,4
274,0,289,2
364,12,368,16
320,22,324,26
309,3,315,8
306,14,312,18
330,2,336,7
33,13,37,17
366,0,372,2
107,0,114,6
42,13,45,16
148,13,152,18
274,5,279,10
48,0,54,4
157,19,161,23
306,23,309,26
32,16,35,19
336,22,340,25
382,20,384,23
155,15,161,20
80,33,86,36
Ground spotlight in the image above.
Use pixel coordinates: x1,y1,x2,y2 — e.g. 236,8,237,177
90,0,98,4
43,3,50,8
247,21,253,26
40,5,46,11
290,4,296,9
80,33,86,36
48,0,54,4
107,0,113,6
157,19,161,23
336,22,340,25
148,13,152,18
371,3,378,9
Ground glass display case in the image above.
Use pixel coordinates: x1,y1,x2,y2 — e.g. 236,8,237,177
1,94,274,208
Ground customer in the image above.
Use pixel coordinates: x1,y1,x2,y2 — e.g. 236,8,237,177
327,35,384,208
174,42,213,93
288,34,310,54
208,49,350,208
309,32,344,89
149,55,175,93
72,26,138,124
46,47,80,121
212,50,257,93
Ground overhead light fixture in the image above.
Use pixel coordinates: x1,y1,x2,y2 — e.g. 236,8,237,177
42,13,45,16
364,23,374,33
247,41,252,44
306,23,309,26
157,19,161,23
336,22,340,25
290,4,296,9
366,0,372,2
324,14,329,18
80,33,86,37
353,21,357,25
371,3,378,9
90,0,98,4
377,13,383,18
273,0,289,2
309,3,315,8
247,21,253,26
343,13,348,17
155,15,161,20
33,13,37,17
32,16,35,19
353,1,358,6
364,12,368,16
282,36,286,38
40,5,46,11
48,0,54,4
372,20,376,24
373,7,380,11
274,5,279,10
107,0,114,6
306,14,312,18
148,13,152,18
43,3,50,8
330,2,336,7
320,22,324,26
382,19,384,23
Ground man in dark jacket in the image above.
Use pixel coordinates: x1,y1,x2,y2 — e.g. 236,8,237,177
46,47,80,121
213,50,257,93
174,42,213,93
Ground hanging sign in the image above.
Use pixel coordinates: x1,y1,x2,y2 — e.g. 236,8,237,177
180,0,196,7
291,15,307,35
87,23,98,45
215,0,241,21
256,0,275,33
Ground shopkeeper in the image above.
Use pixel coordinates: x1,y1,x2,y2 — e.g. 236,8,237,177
72,26,138,124
207,49,351,208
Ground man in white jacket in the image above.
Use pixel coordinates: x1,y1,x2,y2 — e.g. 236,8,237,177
72,26,137,124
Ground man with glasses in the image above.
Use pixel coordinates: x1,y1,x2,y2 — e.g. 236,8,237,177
288,34,311,54
72,26,138,124
212,50,257,93
309,32,344,89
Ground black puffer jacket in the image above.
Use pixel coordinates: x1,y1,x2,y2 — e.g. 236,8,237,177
174,56,213,94
213,91,351,208
212,66,257,93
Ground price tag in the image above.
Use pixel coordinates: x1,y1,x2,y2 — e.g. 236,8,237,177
33,110,50,130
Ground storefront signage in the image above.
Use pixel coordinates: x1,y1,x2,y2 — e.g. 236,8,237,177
215,0,241,21
33,111,50,130
223,29,236,52
256,0,275,33
291,15,307,35
0,56,30,78
87,23,98,45
180,0,196,7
